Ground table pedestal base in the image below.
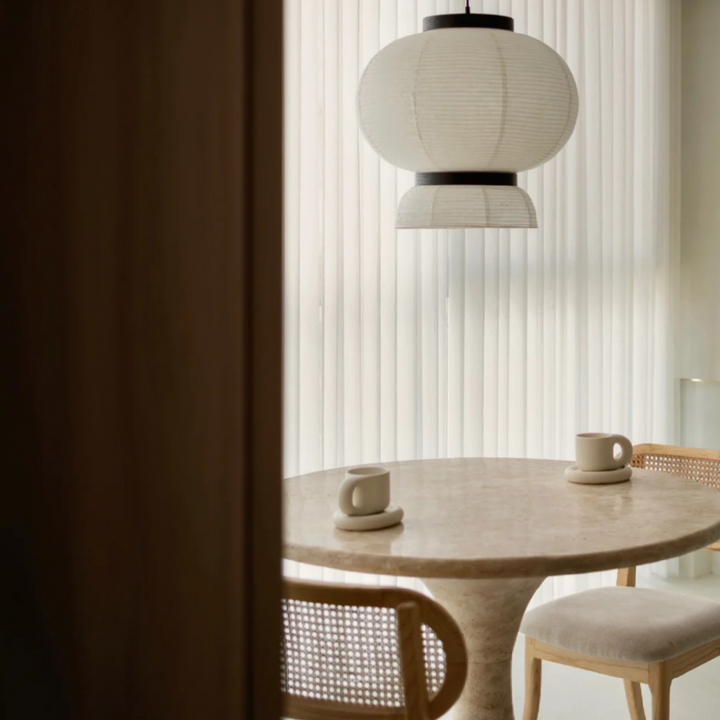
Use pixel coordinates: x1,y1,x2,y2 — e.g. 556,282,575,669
425,577,544,720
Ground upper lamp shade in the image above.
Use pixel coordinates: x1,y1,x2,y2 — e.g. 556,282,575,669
357,14,579,229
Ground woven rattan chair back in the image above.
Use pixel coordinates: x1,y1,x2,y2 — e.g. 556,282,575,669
629,443,720,560
281,579,468,720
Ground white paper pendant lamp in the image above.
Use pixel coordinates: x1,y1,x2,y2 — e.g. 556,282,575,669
397,182,537,229
357,12,579,229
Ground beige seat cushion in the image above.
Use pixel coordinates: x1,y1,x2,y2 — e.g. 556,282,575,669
521,587,720,663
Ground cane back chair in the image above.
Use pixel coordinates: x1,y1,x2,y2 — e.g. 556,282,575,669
281,579,468,720
521,444,720,720
631,444,720,551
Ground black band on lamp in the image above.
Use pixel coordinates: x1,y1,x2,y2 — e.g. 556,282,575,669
423,14,514,32
415,172,517,187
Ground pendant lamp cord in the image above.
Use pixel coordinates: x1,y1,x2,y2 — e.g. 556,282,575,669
465,0,471,13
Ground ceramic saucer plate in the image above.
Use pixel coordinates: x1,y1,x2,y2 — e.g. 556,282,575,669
333,504,404,531
565,465,632,485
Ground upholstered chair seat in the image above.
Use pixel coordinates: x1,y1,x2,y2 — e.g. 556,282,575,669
522,586,720,663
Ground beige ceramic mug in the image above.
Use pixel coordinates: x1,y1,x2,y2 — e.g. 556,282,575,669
338,466,390,516
576,432,633,472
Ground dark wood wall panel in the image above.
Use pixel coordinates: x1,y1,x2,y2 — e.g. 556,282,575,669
0,1,282,718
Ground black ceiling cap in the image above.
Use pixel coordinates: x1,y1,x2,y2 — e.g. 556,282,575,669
423,14,514,32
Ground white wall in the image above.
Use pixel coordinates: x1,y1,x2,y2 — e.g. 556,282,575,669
680,0,720,385
681,379,720,450
667,0,720,578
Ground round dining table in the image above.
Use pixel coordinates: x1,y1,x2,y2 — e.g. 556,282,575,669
284,458,720,720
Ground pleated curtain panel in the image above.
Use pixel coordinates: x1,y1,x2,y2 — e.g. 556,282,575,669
284,0,680,598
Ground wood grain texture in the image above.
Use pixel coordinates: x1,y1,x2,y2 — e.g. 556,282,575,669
617,566,637,587
398,602,431,720
530,641,650,683
0,0,282,718
624,680,647,720
649,664,671,720
522,639,542,720
632,444,720,461
668,636,720,678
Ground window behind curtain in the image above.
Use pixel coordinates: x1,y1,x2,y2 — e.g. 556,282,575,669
284,0,679,595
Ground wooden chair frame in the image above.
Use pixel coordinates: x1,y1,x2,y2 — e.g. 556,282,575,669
282,579,468,720
523,444,720,720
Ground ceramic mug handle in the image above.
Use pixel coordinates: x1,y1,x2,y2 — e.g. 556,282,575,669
338,476,364,516
612,434,633,468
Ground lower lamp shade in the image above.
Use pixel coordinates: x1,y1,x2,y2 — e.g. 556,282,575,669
396,185,538,229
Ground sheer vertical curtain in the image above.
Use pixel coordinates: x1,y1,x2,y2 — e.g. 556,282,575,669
284,0,679,597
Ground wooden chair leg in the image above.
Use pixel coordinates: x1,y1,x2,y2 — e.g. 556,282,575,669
649,664,671,720
624,680,647,720
522,639,542,720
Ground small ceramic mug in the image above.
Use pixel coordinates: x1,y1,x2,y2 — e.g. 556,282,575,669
338,466,390,517
576,432,633,472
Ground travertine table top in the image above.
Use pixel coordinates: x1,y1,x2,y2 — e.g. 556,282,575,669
284,458,720,579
